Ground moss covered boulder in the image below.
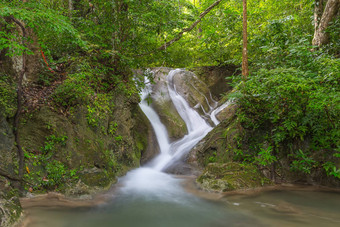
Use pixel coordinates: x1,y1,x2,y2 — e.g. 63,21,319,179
188,104,239,167
197,162,270,192
188,103,272,192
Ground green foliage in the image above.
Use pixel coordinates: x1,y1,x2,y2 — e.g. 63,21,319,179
226,1,338,178
208,151,217,163
290,150,316,174
51,57,124,127
41,134,68,155
114,135,123,142
42,160,66,188
52,72,92,109
254,146,277,167
86,93,111,127
0,1,86,59
23,134,80,191
232,56,339,177
108,122,118,136
323,161,340,179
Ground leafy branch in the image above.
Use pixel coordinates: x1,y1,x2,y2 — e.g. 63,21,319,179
158,0,223,50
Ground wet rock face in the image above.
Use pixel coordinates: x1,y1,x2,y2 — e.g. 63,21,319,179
150,68,188,140
172,70,217,116
191,65,236,100
0,118,22,227
148,67,225,140
188,106,238,168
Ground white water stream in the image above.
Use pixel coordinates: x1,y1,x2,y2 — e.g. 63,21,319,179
119,69,217,201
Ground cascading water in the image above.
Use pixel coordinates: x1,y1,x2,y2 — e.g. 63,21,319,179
148,69,212,171
210,100,232,126
118,69,215,200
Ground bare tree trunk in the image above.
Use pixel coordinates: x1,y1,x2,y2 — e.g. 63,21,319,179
314,0,326,31
312,0,340,46
242,0,249,79
68,0,73,18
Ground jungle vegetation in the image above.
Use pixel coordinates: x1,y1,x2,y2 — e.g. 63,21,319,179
0,0,339,187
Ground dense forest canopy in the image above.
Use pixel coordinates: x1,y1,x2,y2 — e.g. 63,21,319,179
1,0,338,67
0,0,339,190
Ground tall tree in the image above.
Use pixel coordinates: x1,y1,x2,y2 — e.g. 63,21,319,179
242,0,248,79
312,0,340,46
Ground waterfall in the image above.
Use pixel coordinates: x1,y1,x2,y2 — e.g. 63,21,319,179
119,69,228,198
141,69,213,171
210,100,232,126
139,78,170,155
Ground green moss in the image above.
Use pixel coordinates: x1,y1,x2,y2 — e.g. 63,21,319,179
197,162,271,192
80,169,115,188
0,73,16,118
19,91,146,193
154,99,187,139
0,184,22,227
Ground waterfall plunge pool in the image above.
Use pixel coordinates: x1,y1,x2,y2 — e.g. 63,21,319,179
21,179,340,227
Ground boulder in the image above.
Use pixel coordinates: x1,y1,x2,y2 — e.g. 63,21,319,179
197,162,270,192
150,68,188,140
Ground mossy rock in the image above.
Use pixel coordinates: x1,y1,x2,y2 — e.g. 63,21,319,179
152,99,187,139
79,168,115,188
188,108,239,168
17,89,151,194
0,179,22,227
151,68,188,139
197,162,271,192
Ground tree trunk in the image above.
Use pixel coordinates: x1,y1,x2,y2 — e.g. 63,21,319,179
68,0,73,18
314,0,326,31
312,0,340,46
242,0,249,79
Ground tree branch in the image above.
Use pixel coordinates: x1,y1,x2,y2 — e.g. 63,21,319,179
158,0,223,50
